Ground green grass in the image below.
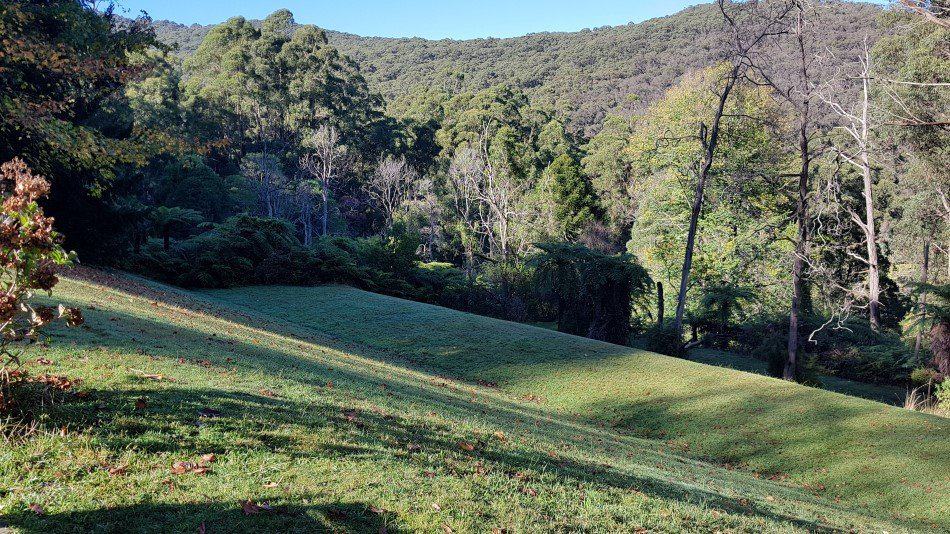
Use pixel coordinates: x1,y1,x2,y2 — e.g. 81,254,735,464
686,348,907,405
1,271,947,533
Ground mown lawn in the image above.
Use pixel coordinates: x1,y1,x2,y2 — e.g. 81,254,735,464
0,271,946,532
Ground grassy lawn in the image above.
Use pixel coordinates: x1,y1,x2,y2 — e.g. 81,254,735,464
1,271,946,532
686,348,907,405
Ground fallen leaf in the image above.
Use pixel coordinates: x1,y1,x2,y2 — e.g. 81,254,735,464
493,431,507,442
241,500,273,515
432,503,441,511
442,524,454,533
28,503,45,515
457,441,475,452
201,453,217,464
134,397,148,410
36,358,53,365
108,466,127,476
263,482,279,488
524,487,538,497
259,389,277,398
170,461,195,475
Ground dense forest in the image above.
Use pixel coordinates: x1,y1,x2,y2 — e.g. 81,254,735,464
149,2,884,133
1,0,948,409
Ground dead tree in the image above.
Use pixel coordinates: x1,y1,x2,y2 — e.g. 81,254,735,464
820,39,884,330
299,124,351,238
365,155,418,229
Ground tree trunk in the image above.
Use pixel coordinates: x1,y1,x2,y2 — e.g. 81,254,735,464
787,113,811,381
672,66,739,344
858,72,882,330
321,185,329,237
162,227,171,252
915,237,931,359
657,282,664,326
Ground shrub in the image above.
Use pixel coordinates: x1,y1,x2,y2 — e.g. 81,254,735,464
936,380,950,411
643,322,685,357
0,159,83,417
532,242,651,345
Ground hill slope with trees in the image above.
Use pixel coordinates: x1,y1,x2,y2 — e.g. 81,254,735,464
149,1,884,132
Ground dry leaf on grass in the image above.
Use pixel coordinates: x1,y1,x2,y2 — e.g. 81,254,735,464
241,500,274,515
28,503,45,515
457,441,475,452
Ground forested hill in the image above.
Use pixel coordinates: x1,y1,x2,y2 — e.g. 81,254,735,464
149,2,883,133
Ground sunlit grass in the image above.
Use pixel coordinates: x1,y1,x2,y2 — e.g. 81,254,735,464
0,272,945,532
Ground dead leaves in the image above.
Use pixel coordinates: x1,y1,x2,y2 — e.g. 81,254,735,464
258,388,278,398
33,374,78,391
108,465,128,477
170,453,216,476
27,503,45,515
241,499,274,515
457,441,475,452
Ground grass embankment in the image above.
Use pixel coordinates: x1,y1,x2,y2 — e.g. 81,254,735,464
1,270,947,532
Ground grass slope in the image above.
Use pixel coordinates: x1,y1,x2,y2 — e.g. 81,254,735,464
0,271,946,532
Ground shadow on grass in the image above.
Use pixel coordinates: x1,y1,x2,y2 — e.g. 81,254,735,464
37,382,850,533
3,500,400,534
34,276,944,531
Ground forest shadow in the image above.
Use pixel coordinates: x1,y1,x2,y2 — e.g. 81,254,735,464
2,499,399,533
36,277,940,530
38,383,847,533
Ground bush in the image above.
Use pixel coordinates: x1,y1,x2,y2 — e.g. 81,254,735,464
0,159,83,418
936,380,950,411
643,323,685,357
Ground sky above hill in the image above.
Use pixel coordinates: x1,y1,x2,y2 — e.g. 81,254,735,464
112,0,732,39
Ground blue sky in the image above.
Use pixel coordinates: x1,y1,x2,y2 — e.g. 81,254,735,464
113,0,728,39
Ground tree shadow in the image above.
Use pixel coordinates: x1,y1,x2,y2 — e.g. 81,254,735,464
3,499,401,533
31,274,945,531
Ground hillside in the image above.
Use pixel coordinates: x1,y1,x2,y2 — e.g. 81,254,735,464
150,2,884,132
1,269,946,532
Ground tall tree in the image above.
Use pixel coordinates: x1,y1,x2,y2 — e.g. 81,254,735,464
299,125,351,238
670,0,796,345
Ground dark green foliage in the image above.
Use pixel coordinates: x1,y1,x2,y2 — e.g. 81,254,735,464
693,284,755,349
533,243,650,344
544,154,599,239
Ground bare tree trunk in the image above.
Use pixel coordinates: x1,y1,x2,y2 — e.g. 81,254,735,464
862,155,882,330
915,237,932,358
672,66,740,343
657,282,664,326
321,184,329,237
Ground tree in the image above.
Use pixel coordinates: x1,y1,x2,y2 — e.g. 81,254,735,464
626,64,789,350
543,154,599,240
533,242,651,344
365,156,418,229
150,206,203,251
820,39,886,330
299,125,351,238
0,1,158,258
898,0,950,28
669,0,797,345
